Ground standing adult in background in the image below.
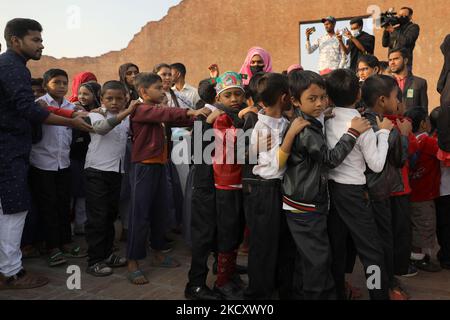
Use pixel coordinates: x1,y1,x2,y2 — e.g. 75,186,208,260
306,16,347,74
382,7,420,70
341,18,375,72
239,46,273,86
171,63,201,107
0,18,91,290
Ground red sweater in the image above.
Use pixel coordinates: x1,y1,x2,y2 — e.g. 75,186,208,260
213,114,242,187
410,133,441,202
130,104,194,163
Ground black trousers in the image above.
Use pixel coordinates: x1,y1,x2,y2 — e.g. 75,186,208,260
215,189,245,253
166,162,184,228
188,187,217,287
436,195,450,263
29,166,72,250
328,182,389,300
85,169,122,266
243,179,282,300
390,195,412,276
127,163,168,260
371,198,394,288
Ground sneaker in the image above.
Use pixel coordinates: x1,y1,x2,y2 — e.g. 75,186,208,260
104,254,127,268
214,282,244,300
86,262,113,277
411,255,442,273
185,285,221,300
401,264,419,278
0,270,49,290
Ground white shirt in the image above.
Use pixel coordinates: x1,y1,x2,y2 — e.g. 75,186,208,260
251,114,289,180
30,94,74,171
165,90,193,109
441,164,450,197
306,33,348,72
326,107,390,185
172,83,201,107
84,112,129,173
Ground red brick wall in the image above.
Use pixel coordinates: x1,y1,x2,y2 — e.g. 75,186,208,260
28,0,448,109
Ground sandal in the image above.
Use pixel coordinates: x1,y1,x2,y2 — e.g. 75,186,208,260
127,270,149,285
62,245,88,258
105,254,127,268
151,255,181,268
0,270,49,290
48,251,68,267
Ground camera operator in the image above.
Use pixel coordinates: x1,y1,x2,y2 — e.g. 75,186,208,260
382,7,420,70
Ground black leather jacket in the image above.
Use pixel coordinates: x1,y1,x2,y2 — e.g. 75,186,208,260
282,110,357,214
364,111,407,201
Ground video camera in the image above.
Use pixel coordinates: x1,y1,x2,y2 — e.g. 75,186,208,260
380,9,410,28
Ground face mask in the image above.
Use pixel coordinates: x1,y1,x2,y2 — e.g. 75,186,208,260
250,65,264,75
351,29,361,37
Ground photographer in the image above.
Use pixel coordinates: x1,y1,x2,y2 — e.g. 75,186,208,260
382,7,420,69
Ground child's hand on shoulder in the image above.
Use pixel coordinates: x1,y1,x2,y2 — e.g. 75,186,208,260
187,107,211,119
73,102,86,112
351,117,371,134
127,100,141,114
288,117,311,135
36,100,48,109
377,116,395,131
90,106,107,117
206,109,225,124
238,106,258,119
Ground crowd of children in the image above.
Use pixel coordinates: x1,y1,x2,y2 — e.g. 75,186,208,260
1,17,450,301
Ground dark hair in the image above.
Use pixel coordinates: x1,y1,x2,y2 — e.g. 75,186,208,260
153,63,171,74
170,63,187,77
400,7,413,16
4,18,42,47
357,54,380,70
118,63,140,100
379,60,390,71
362,75,398,108
404,106,428,133
101,80,128,97
247,72,266,103
350,18,363,27
134,72,162,91
256,73,289,107
430,107,441,133
325,69,360,107
80,82,102,109
31,78,44,87
198,79,216,105
389,48,409,60
289,70,326,101
43,69,68,86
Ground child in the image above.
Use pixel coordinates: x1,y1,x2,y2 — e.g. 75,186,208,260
84,81,135,276
185,79,220,300
69,72,97,103
325,69,394,300
31,78,46,99
361,75,412,299
127,72,206,285
71,82,102,236
244,73,310,300
432,107,450,269
405,106,442,273
282,70,370,300
29,69,85,267
207,71,248,299
357,55,380,82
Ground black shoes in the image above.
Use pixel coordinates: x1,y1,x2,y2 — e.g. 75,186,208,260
185,285,221,300
212,261,248,275
213,282,244,300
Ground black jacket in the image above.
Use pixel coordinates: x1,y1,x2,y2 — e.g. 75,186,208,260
401,74,428,111
282,110,357,214
438,35,450,152
191,118,215,189
364,111,406,201
382,22,420,67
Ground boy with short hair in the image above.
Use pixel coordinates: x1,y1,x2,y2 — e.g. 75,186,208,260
325,69,394,300
282,70,371,300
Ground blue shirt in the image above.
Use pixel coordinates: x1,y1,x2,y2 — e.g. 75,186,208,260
0,50,50,215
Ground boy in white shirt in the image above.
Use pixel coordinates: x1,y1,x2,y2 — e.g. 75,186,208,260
325,69,394,300
244,73,310,299
84,81,137,277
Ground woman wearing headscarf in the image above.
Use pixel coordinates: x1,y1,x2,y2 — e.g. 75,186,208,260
239,46,273,86
119,63,140,102
69,72,98,103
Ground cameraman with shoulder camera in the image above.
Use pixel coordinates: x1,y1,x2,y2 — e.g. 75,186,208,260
382,7,420,70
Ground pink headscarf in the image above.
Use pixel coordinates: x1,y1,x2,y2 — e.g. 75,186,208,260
239,47,273,85
287,64,304,74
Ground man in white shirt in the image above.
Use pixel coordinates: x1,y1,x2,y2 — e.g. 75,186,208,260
171,63,201,107
324,69,394,300
306,16,348,73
